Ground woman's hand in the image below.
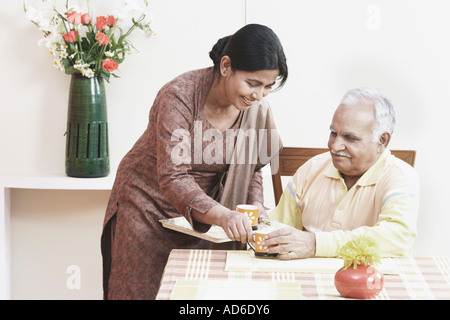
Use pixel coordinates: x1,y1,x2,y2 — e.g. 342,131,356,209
219,209,253,243
192,204,253,243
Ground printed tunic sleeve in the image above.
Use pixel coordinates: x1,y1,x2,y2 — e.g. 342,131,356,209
246,169,264,205
155,85,219,230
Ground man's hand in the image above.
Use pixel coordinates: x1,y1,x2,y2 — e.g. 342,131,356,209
263,226,316,260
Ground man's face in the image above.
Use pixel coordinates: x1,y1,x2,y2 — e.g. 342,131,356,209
327,101,382,179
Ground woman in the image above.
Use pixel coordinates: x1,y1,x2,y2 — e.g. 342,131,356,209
101,24,288,299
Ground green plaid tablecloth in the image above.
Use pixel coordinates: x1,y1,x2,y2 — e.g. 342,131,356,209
156,249,450,300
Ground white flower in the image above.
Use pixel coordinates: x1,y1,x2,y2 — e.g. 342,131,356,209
52,58,63,71
24,1,54,32
52,15,62,26
112,0,154,35
36,25,63,50
105,51,114,58
74,62,89,71
49,46,57,56
113,0,148,19
127,47,140,55
82,68,94,78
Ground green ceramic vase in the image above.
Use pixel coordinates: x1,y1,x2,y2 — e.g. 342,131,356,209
65,73,110,177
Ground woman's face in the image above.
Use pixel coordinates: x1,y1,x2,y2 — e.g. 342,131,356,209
220,56,279,111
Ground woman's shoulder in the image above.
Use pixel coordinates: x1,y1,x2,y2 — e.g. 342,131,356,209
164,67,214,91
153,67,213,106
150,67,214,120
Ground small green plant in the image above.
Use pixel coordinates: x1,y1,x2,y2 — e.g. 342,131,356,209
337,235,381,270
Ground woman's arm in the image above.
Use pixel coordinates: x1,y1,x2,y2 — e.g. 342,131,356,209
247,169,268,220
154,80,253,242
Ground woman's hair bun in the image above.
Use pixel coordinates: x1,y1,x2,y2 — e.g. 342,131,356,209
208,24,288,90
209,35,231,65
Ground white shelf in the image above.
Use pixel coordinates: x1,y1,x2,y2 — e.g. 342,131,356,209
0,173,115,299
0,173,115,190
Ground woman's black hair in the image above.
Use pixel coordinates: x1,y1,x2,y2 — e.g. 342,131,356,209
209,24,288,90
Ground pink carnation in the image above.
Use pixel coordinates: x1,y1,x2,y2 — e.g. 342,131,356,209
95,32,110,45
81,13,91,25
96,16,107,31
62,30,78,43
102,58,118,72
67,11,82,25
106,15,117,27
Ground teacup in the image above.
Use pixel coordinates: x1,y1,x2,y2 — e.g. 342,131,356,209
236,204,259,230
247,228,277,258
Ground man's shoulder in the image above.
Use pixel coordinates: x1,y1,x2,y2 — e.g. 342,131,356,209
381,152,420,186
387,153,418,176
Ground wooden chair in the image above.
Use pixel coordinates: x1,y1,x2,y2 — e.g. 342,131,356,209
271,147,416,205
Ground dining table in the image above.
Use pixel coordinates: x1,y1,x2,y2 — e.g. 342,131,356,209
156,249,450,300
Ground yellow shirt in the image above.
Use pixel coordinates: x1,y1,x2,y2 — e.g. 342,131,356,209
269,149,420,257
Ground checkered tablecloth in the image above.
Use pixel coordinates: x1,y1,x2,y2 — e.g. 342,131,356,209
156,249,450,300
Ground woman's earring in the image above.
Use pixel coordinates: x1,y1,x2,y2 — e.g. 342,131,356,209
221,68,228,77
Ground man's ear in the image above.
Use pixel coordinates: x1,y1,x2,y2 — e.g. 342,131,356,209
378,132,391,153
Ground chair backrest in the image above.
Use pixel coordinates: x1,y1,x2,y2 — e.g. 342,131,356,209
271,147,416,205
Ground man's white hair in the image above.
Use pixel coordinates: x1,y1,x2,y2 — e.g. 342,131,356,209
340,86,396,142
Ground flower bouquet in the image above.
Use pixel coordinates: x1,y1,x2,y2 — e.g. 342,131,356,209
24,0,155,177
334,235,384,299
24,0,155,82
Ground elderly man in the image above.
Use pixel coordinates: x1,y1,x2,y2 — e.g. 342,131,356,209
266,86,419,259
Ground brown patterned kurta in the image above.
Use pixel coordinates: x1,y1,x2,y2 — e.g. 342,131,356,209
101,67,276,300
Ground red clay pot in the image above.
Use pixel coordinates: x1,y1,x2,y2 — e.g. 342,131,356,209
334,264,384,299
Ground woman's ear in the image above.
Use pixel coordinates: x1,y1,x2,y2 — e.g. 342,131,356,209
220,56,231,76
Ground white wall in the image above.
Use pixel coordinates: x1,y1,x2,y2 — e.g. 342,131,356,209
1,0,449,299
247,0,450,259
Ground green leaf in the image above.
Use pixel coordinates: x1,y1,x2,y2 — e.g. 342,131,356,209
86,31,96,43
113,53,125,64
68,43,77,52
81,37,89,51
101,70,111,82
64,66,76,75
62,58,72,69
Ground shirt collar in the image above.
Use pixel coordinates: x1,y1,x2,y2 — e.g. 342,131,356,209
324,149,390,186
